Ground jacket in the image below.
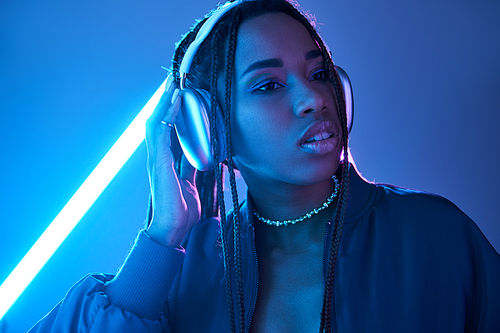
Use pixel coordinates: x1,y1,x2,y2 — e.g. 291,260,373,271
30,168,500,332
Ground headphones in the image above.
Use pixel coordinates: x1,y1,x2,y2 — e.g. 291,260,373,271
174,0,354,171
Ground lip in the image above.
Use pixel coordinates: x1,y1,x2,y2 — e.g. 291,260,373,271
299,120,341,154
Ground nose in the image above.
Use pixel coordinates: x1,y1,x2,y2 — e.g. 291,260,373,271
293,79,329,118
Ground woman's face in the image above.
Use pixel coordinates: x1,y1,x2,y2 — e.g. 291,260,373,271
230,12,342,189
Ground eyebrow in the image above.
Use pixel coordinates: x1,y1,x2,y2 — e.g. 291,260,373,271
240,58,283,78
240,49,324,79
305,49,323,60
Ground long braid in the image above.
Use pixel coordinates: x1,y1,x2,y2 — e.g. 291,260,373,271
210,20,237,333
171,12,240,332
323,65,350,333
283,6,351,332
196,171,215,220
224,9,246,333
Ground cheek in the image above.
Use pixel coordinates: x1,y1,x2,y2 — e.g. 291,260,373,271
231,108,265,157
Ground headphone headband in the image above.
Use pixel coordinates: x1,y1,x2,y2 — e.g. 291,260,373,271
179,0,243,89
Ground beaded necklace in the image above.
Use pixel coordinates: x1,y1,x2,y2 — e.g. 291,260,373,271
253,175,340,227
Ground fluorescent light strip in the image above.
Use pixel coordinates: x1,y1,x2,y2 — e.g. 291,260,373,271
0,78,168,321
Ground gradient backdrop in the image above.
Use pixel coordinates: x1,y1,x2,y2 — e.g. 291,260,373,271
1,0,499,331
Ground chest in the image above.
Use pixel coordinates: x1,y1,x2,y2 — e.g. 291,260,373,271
249,246,324,333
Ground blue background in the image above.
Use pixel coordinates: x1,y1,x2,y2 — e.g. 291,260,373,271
1,0,499,331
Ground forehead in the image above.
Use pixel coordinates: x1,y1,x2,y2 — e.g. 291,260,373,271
235,12,320,72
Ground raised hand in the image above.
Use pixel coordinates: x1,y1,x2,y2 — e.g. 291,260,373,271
145,74,201,248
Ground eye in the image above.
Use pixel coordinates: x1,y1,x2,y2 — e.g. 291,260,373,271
309,69,328,81
249,79,286,92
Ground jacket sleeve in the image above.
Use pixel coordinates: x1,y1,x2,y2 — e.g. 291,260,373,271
29,230,185,333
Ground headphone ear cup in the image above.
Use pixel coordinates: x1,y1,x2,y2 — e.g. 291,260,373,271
334,66,354,134
197,88,227,161
175,88,226,171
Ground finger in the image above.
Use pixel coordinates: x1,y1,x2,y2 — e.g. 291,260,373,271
145,74,177,143
180,153,196,184
146,91,181,176
148,74,175,124
150,74,176,118
146,86,180,152
153,94,182,168
146,91,171,148
161,89,180,125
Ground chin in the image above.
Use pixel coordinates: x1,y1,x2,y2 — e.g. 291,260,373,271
288,156,341,186
234,150,341,187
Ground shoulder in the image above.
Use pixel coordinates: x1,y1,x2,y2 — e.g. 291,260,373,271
372,181,466,220
345,166,466,225
353,181,488,263
369,180,500,273
355,180,479,248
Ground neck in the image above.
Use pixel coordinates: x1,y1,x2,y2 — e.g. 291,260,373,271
249,178,334,221
247,177,339,251
253,202,336,252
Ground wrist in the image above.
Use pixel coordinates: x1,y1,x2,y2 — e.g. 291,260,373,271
146,220,188,248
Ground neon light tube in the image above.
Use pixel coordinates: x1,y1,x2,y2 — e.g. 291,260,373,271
0,78,168,321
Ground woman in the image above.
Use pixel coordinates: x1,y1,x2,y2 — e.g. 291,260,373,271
30,0,500,332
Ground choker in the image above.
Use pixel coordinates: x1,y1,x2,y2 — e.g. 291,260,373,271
253,175,340,227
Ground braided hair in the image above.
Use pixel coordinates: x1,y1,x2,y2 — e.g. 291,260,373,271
161,1,350,332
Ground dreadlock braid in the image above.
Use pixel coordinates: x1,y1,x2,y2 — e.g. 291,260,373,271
223,9,246,333
209,19,237,333
196,171,215,220
321,49,350,333
279,4,350,333
322,73,350,333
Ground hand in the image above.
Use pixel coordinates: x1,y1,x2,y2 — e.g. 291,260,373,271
145,74,201,248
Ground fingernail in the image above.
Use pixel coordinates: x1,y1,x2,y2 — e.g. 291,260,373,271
165,73,174,92
171,88,180,105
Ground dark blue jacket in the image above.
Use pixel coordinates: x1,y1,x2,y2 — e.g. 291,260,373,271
30,168,500,332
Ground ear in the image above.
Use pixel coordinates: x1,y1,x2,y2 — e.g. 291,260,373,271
334,66,354,134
